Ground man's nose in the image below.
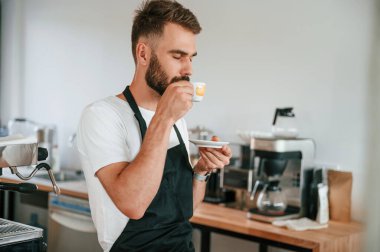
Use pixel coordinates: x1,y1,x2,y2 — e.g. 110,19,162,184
180,58,192,77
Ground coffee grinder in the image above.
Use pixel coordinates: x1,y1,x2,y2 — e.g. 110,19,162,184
247,137,315,222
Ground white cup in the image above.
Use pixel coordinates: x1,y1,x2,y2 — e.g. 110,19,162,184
192,82,206,102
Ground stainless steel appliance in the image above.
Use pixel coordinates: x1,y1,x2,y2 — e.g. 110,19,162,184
0,135,60,194
0,218,45,252
247,137,315,222
36,125,59,172
47,193,102,252
0,135,61,251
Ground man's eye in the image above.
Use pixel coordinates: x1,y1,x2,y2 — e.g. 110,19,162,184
173,55,181,60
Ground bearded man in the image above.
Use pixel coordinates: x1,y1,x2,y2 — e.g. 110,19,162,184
77,1,231,251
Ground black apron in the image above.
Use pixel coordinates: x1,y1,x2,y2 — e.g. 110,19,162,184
110,86,194,252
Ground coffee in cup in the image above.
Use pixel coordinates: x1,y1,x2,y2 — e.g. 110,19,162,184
192,82,206,102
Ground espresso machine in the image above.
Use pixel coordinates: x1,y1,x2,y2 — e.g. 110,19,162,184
0,135,60,251
247,137,315,223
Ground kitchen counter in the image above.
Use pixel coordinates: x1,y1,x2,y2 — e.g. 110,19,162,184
0,170,364,252
192,203,363,252
0,167,88,199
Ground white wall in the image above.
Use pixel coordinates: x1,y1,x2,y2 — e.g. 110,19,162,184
0,0,25,122
0,0,376,231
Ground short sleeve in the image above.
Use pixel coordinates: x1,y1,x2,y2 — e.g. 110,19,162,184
77,103,130,176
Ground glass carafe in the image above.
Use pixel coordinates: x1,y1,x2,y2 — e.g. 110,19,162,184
256,181,287,214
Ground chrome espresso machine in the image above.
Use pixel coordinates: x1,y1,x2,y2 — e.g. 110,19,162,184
221,137,315,223
0,135,60,251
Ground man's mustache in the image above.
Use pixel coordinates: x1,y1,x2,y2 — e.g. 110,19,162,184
170,75,190,83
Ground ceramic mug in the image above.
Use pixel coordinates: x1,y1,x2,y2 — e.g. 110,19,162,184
192,82,206,102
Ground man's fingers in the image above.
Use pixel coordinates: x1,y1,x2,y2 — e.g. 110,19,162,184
169,83,193,96
199,152,222,170
202,148,230,166
198,145,232,173
221,145,232,158
199,152,212,170
170,81,193,89
201,150,225,168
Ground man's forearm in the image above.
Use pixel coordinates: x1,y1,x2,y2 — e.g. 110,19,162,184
105,115,173,217
119,115,171,200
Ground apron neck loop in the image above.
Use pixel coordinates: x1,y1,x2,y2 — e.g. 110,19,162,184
123,86,147,139
122,85,187,155
174,125,191,162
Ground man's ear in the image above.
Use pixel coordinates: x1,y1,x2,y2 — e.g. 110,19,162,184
136,42,151,66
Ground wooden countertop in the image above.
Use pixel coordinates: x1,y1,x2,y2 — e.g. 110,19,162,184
191,203,363,252
1,173,364,252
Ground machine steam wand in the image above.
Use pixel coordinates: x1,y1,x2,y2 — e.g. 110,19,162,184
9,163,60,195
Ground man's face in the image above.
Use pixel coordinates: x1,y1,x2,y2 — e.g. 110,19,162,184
145,23,197,95
145,52,189,95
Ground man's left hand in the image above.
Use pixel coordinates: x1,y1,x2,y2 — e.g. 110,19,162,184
193,145,232,174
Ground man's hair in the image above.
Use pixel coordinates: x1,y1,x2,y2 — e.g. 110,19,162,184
132,0,202,63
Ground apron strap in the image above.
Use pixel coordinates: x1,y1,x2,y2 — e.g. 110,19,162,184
123,86,147,139
173,124,190,158
123,86,188,158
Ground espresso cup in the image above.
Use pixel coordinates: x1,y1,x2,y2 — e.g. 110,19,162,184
192,82,206,102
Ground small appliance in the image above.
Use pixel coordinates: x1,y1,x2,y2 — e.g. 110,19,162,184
247,137,315,223
0,135,61,251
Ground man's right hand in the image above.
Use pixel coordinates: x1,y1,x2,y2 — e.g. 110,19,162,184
155,81,193,125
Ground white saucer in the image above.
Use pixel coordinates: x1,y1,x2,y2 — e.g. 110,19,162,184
189,139,229,148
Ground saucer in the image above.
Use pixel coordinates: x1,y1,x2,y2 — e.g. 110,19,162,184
189,139,229,148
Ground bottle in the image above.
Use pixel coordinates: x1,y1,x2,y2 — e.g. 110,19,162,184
308,168,323,220
316,183,329,224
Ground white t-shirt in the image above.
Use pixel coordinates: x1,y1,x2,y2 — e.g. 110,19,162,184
76,96,190,252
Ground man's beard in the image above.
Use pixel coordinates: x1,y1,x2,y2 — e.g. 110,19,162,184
145,53,190,96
